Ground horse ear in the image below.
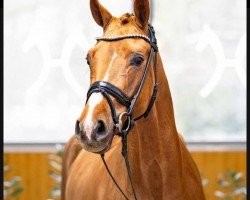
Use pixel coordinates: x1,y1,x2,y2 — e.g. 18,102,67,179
133,0,150,27
90,0,112,28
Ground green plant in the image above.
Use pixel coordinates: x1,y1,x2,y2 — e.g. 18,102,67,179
48,144,64,200
214,170,246,200
200,172,209,187
4,163,24,199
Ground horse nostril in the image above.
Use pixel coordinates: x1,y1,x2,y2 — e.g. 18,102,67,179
96,120,106,137
75,120,87,141
75,120,81,137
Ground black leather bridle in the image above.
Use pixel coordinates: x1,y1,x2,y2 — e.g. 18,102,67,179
76,24,158,200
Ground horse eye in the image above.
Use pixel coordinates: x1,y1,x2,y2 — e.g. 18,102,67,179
130,55,144,67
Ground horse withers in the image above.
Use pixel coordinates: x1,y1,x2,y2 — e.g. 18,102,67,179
62,0,205,199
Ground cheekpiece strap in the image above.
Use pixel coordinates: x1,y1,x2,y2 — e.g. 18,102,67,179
148,24,158,52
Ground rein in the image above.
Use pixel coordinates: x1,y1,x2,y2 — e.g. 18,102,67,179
85,24,158,200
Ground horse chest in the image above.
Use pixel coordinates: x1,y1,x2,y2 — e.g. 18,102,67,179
65,145,135,200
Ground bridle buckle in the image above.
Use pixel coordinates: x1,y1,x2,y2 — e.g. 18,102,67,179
117,112,131,133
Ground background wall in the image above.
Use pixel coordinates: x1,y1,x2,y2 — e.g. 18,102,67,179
4,0,246,143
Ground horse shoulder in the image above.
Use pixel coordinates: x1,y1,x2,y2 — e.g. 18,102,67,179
177,132,206,199
61,135,82,200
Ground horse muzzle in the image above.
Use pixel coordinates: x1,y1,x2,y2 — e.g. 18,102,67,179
75,120,113,154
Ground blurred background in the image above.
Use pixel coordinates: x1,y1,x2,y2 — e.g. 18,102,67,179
4,0,246,199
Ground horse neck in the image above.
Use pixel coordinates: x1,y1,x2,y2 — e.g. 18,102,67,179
128,54,184,192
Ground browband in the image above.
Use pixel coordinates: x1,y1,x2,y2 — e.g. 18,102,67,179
96,24,158,52
96,34,151,43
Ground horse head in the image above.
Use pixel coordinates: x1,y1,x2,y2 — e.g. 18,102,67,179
75,0,156,154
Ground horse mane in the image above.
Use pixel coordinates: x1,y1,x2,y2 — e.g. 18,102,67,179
120,13,133,24
104,13,145,36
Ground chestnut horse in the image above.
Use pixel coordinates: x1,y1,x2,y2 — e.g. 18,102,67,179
62,0,205,199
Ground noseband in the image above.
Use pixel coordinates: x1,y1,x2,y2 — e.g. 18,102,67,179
79,24,158,200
